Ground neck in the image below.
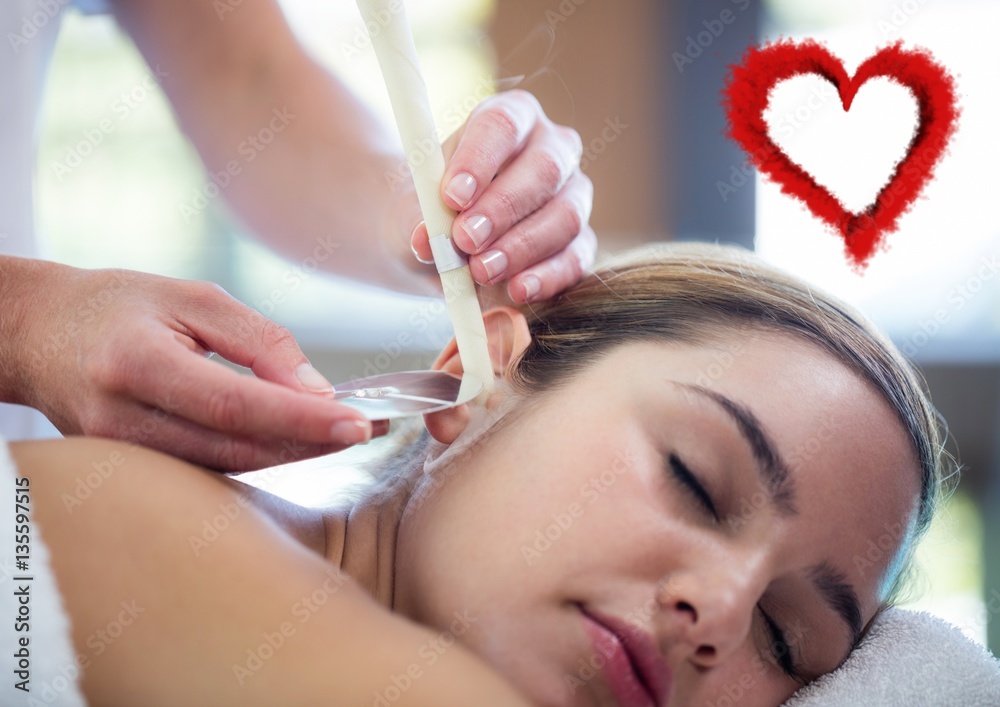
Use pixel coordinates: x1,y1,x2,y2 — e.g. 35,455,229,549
226,464,413,611
322,476,413,610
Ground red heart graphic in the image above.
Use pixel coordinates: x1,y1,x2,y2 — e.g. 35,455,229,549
723,40,959,269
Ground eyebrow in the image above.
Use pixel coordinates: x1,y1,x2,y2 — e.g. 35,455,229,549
673,382,797,515
809,561,863,650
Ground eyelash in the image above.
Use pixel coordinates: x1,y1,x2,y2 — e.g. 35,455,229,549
666,453,719,521
760,606,805,684
667,454,805,684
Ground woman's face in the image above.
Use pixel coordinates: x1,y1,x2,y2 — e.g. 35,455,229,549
394,333,920,707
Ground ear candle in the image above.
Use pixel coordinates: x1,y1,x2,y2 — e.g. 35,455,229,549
355,0,495,404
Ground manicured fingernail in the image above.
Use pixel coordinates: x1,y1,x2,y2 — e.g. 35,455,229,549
411,242,433,265
479,250,508,282
296,363,334,392
410,222,434,264
331,419,372,445
445,172,477,208
521,274,541,301
461,214,493,250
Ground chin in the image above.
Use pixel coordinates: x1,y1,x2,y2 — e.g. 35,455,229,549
454,613,600,707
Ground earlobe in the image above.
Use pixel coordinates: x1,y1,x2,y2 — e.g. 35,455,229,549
423,306,531,444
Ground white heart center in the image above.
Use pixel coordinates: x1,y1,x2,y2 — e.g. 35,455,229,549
764,75,918,214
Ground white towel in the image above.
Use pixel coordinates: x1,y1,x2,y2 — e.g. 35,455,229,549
0,437,87,707
785,606,1000,706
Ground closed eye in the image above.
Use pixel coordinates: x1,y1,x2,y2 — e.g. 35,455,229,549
667,453,719,521
759,605,807,685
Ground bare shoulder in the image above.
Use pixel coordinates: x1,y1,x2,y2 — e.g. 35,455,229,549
10,438,530,707
13,437,359,704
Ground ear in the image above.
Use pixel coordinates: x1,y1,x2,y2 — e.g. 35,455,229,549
423,306,531,444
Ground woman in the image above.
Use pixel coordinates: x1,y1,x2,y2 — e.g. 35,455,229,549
10,242,948,706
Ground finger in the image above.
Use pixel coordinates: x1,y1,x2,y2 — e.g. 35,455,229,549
120,335,373,446
450,123,583,256
504,225,598,303
409,221,434,264
94,401,357,472
468,170,594,287
440,90,541,212
176,281,336,396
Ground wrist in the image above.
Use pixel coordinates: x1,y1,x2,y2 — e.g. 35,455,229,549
0,257,69,405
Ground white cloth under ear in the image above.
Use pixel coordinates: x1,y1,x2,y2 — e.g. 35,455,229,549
784,606,1000,706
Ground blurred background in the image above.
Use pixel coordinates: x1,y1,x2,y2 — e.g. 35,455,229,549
36,0,999,656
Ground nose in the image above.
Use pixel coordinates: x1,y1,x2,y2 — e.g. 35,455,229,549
653,556,767,668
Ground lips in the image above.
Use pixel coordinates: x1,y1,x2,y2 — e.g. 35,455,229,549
579,605,672,707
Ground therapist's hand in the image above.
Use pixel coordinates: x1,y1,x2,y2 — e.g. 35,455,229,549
410,90,597,304
16,263,378,471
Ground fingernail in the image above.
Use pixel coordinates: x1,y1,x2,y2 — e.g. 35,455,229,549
445,172,477,208
461,214,493,250
411,242,433,265
479,250,508,282
410,222,434,265
521,274,541,301
296,363,334,392
331,419,372,445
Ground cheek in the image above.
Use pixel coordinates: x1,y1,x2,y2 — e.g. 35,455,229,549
685,648,800,707
400,420,665,618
